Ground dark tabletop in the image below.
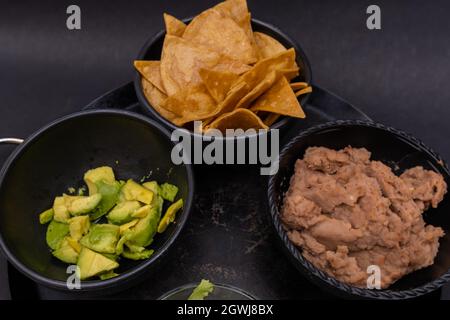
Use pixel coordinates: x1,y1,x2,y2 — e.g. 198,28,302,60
1,0,450,300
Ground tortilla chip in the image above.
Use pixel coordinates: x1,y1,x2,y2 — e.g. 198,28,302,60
141,78,181,124
280,68,300,81
207,108,268,132
164,13,186,36
232,48,297,90
214,0,249,26
161,83,218,125
251,77,305,118
160,35,250,96
290,82,309,90
254,32,286,59
295,86,313,97
199,68,239,103
182,9,257,64
134,60,166,93
263,113,281,126
235,70,280,109
234,66,299,110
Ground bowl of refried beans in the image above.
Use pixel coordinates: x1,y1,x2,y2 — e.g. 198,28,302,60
268,120,450,299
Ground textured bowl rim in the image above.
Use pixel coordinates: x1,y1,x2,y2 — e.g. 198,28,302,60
133,16,313,140
0,109,195,292
267,119,450,299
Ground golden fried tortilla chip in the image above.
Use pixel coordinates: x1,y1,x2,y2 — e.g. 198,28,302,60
251,77,305,118
232,48,297,91
160,35,250,96
214,0,249,26
199,68,239,103
141,78,181,124
182,9,257,65
290,82,309,90
235,70,280,109
161,83,218,125
134,60,166,93
234,66,298,110
263,113,281,126
254,32,286,59
207,108,268,132
164,13,186,36
295,86,313,97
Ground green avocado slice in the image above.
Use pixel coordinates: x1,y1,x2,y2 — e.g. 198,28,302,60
80,224,120,254
77,247,119,280
46,220,70,250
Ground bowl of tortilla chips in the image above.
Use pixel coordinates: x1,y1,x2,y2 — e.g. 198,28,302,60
134,0,312,136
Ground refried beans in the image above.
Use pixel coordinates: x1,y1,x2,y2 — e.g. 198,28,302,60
281,146,447,288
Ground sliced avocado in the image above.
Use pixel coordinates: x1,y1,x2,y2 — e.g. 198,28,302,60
115,233,129,255
80,224,120,254
99,271,119,280
46,220,70,250
160,183,179,202
119,219,139,235
122,249,154,260
131,205,150,218
67,194,102,216
53,196,70,223
52,237,79,264
77,247,119,280
142,181,161,196
66,236,81,253
102,253,119,261
89,180,122,220
158,198,183,233
107,200,141,225
69,215,90,241
39,208,54,224
126,205,160,248
84,166,116,195
120,179,154,204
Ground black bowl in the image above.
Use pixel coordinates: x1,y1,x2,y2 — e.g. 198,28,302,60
134,17,312,138
268,120,450,299
0,109,194,293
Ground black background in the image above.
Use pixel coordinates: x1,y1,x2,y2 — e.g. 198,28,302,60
1,0,450,299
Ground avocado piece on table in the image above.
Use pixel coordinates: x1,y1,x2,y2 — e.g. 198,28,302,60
160,183,179,202
89,180,123,220
39,208,54,224
46,220,70,250
53,196,70,223
142,181,161,195
122,248,154,260
67,193,102,216
52,237,79,264
120,179,154,204
77,247,119,280
80,224,120,254
69,215,90,241
157,198,183,233
125,205,160,248
107,200,141,225
84,166,116,195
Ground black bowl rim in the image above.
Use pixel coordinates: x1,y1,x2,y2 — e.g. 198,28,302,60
133,16,313,140
267,119,450,299
0,109,195,292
